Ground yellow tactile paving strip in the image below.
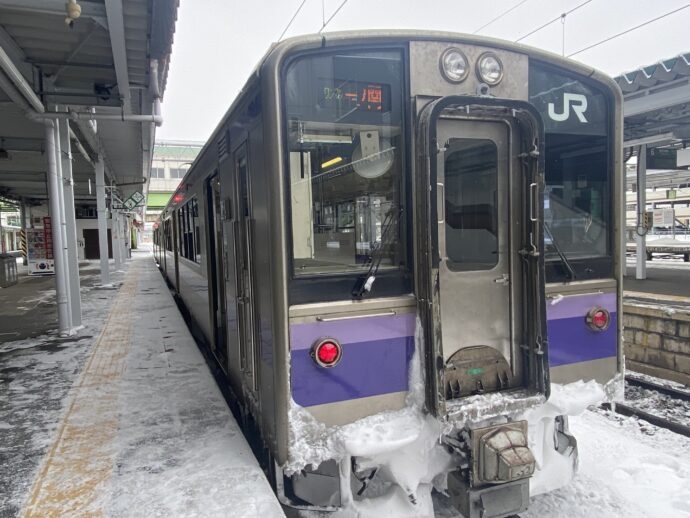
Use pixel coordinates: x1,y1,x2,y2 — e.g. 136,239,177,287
21,265,140,518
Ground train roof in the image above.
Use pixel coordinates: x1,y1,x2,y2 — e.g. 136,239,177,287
157,29,622,221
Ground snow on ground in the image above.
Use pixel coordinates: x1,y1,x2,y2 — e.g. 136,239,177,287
0,267,126,515
1,253,284,518
527,409,690,518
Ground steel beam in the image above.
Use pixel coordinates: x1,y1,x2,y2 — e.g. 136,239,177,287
60,118,82,327
49,20,100,82
0,23,32,80
0,0,107,26
104,0,131,113
623,132,675,149
95,157,110,285
624,81,690,117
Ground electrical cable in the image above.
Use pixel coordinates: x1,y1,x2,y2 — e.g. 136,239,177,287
277,0,308,42
319,0,349,33
567,3,690,57
515,0,593,42
473,0,532,34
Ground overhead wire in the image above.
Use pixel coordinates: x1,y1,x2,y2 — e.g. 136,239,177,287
567,3,690,57
319,0,350,33
515,0,593,43
473,0,532,34
277,0,308,42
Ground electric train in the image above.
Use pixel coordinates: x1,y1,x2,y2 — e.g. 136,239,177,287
154,30,623,517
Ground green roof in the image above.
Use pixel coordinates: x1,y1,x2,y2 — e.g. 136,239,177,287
153,144,202,161
147,192,173,209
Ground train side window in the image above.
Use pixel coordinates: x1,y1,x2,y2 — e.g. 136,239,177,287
177,197,200,263
444,139,498,271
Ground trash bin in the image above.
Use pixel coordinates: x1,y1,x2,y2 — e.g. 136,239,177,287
0,254,18,288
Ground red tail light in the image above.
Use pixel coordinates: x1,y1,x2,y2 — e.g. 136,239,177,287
311,338,342,368
586,307,610,331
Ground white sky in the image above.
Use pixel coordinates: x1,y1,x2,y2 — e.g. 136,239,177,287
157,0,690,142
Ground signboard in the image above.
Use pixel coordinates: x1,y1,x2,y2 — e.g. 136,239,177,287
653,208,675,227
646,148,677,170
27,217,55,275
123,191,146,210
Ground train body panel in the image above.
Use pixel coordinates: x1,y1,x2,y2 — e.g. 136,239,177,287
151,30,623,517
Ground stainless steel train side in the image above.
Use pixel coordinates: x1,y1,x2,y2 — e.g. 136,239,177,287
154,30,622,517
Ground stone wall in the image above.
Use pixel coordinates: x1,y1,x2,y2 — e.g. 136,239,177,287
624,303,690,385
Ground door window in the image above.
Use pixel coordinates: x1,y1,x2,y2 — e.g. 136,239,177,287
444,139,498,271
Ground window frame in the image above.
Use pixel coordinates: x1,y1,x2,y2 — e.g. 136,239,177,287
280,45,413,304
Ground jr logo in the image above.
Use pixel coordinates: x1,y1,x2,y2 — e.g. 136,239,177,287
547,93,588,123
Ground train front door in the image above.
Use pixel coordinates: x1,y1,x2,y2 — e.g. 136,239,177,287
417,98,546,415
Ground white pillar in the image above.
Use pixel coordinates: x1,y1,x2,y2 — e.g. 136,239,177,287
53,121,72,328
112,209,122,270
95,158,110,285
45,120,71,335
60,119,82,327
636,144,647,280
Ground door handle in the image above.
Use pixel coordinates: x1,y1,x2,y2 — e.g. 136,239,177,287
316,310,397,322
493,274,510,286
529,182,538,223
437,182,445,224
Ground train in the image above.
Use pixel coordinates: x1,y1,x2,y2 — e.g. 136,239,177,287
154,30,623,517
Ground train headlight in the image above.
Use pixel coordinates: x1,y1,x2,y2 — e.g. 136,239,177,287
311,338,342,368
476,52,504,86
586,307,611,331
440,48,470,83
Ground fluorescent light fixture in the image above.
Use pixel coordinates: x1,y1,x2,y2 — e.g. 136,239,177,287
321,156,343,169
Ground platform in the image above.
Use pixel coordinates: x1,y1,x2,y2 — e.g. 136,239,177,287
625,259,690,306
0,251,284,517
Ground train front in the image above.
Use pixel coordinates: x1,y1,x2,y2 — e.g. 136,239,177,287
272,33,621,517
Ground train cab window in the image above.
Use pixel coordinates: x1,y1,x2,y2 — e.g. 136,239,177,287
529,63,613,281
444,139,498,270
284,50,405,278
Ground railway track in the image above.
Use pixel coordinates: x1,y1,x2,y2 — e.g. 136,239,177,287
602,374,690,438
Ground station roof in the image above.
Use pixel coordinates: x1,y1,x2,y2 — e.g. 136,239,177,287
615,52,690,149
0,0,179,204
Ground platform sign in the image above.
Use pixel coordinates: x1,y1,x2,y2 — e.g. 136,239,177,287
653,208,674,227
27,218,55,275
123,191,145,210
646,148,677,170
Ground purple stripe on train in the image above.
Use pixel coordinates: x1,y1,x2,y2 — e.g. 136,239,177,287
547,292,617,367
290,313,416,350
290,313,415,407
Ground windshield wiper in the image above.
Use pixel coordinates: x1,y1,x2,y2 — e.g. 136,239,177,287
352,206,402,299
544,221,577,280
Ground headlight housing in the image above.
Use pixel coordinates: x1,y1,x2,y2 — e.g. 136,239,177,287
476,52,504,86
440,48,470,83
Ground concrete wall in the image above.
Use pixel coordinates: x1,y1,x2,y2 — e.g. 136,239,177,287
624,303,690,385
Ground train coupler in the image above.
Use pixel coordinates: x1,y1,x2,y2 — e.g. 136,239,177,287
446,421,535,518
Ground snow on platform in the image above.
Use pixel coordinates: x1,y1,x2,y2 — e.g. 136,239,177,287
1,251,284,517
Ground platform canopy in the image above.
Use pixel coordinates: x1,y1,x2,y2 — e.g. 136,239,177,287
0,0,178,204
616,52,690,151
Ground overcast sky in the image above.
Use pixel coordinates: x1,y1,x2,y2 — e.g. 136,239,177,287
156,0,690,142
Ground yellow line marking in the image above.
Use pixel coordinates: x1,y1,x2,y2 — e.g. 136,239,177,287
21,265,141,517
